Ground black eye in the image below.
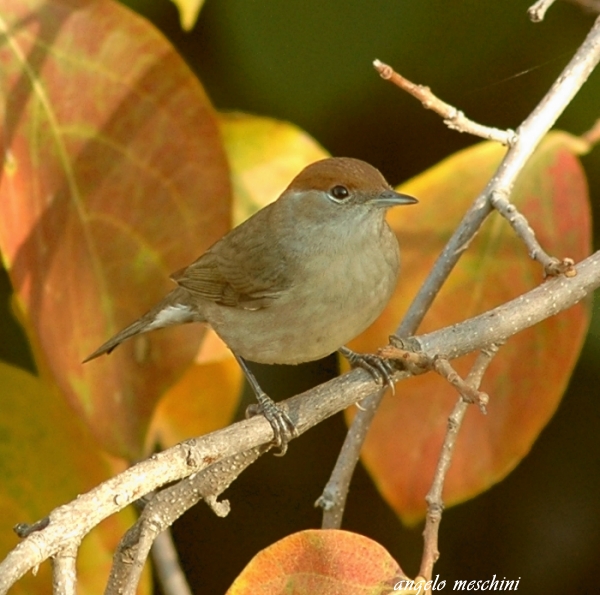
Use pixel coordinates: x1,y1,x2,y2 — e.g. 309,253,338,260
330,185,350,200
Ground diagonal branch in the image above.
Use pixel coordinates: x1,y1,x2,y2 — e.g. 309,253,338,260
150,531,192,595
400,14,600,335
326,14,600,532
2,249,600,593
106,447,264,595
317,386,386,528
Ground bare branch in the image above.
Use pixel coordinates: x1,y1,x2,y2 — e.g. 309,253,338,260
316,387,386,529
398,15,600,336
151,531,193,595
1,250,600,593
430,357,490,413
51,542,78,595
489,189,576,276
419,345,501,589
106,448,264,594
373,60,516,145
528,0,559,21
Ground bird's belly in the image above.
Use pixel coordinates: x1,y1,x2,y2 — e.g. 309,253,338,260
205,256,397,364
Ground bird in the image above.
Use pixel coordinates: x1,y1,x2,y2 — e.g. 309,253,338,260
84,157,418,454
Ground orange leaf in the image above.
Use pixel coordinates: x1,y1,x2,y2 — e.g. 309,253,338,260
149,355,243,448
227,529,405,595
0,0,231,458
0,362,147,595
347,132,591,523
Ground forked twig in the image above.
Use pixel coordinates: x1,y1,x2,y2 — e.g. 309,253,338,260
373,60,516,146
419,344,501,588
322,15,600,531
106,448,264,595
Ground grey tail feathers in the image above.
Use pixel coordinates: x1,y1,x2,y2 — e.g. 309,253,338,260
82,288,197,363
82,316,155,363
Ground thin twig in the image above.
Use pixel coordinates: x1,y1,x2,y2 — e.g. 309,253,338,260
528,0,559,21
419,344,501,590
2,250,600,593
378,346,489,412
431,358,490,413
151,531,193,595
399,15,600,336
316,387,386,528
373,60,516,146
106,448,263,595
489,189,576,276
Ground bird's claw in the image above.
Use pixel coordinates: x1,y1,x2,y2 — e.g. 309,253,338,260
246,394,297,456
339,346,397,394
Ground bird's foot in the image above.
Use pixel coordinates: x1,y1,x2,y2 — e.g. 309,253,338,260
246,392,298,456
339,346,397,394
235,354,298,455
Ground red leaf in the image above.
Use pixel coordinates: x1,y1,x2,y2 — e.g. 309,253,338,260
0,0,231,458
347,133,592,523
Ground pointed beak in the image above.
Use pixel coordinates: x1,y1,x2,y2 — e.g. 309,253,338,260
369,189,418,208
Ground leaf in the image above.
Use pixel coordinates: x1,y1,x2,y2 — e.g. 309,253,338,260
226,529,405,595
169,0,206,31
148,356,243,448
0,362,146,595
148,113,329,445
0,0,231,458
347,132,592,524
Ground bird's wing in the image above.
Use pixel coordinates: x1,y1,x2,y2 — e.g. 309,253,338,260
171,212,292,310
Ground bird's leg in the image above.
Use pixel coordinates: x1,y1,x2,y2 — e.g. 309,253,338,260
338,346,397,394
234,355,297,456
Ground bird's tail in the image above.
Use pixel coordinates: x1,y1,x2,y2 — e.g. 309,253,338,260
83,287,197,363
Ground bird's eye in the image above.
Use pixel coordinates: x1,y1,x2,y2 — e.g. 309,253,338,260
329,185,350,200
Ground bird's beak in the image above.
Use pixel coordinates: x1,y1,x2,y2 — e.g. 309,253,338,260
369,189,418,207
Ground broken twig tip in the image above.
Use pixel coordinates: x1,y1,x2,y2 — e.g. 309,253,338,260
373,59,392,79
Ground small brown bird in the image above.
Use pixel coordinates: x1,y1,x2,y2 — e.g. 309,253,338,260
84,157,417,454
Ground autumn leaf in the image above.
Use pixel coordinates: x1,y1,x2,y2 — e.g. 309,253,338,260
227,529,406,595
219,112,329,226
0,362,146,595
0,0,231,459
347,132,591,523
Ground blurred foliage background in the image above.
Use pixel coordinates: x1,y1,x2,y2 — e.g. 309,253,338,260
2,0,599,593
